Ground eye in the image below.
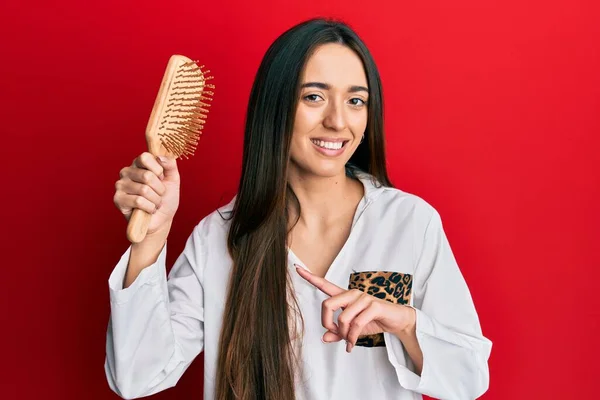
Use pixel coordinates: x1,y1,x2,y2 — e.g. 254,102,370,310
303,94,323,102
349,98,367,107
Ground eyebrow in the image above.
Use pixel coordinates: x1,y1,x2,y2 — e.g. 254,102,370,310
301,82,369,93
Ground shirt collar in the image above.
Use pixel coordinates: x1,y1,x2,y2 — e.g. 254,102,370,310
353,169,388,204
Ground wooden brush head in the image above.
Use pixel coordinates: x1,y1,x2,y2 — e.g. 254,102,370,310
126,55,214,244
145,54,214,158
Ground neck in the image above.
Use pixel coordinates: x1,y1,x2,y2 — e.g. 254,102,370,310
287,166,363,227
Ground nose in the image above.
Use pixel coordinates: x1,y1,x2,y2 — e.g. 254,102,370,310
322,100,346,131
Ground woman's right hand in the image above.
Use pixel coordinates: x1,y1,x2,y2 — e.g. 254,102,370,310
113,152,181,237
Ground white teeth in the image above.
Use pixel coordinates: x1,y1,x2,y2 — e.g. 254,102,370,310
312,139,343,150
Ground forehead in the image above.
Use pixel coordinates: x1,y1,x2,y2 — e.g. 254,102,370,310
301,43,368,88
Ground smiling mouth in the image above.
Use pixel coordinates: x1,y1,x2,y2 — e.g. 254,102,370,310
310,139,349,150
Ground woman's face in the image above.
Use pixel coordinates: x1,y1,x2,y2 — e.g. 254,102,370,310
289,43,369,179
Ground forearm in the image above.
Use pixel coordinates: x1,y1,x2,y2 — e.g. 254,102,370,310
124,221,172,288
393,306,423,376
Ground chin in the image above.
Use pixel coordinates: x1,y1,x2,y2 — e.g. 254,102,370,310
305,161,347,178
289,153,351,179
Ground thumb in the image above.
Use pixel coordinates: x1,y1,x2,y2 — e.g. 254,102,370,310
156,155,180,180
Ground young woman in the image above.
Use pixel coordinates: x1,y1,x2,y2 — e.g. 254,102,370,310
106,18,492,400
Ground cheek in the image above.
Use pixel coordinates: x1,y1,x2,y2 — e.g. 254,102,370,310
349,110,368,132
293,105,322,134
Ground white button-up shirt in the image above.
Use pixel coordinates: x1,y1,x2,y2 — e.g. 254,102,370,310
104,172,492,399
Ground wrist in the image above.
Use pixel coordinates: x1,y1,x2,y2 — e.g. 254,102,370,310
131,221,172,259
144,220,173,242
394,305,417,338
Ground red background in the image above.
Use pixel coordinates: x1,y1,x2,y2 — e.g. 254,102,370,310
1,0,598,399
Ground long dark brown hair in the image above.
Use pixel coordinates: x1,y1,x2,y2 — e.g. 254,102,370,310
215,18,392,400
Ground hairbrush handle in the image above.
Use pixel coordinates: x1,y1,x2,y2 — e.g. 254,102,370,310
125,55,214,244
127,208,154,243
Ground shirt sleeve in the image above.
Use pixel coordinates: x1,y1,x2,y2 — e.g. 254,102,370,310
104,221,207,399
383,207,493,400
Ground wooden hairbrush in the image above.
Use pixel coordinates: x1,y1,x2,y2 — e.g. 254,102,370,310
126,54,214,243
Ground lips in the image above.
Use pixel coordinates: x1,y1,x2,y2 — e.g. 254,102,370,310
309,137,349,143
309,137,351,157
311,139,347,150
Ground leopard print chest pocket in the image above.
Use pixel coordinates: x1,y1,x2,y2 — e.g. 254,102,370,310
348,271,413,348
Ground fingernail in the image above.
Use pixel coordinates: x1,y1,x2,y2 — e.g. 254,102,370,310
321,336,327,344
159,173,165,180
157,156,168,164
346,341,353,353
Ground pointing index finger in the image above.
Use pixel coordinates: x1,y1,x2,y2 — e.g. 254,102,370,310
295,265,345,297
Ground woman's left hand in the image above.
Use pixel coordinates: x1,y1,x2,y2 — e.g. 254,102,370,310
295,265,416,353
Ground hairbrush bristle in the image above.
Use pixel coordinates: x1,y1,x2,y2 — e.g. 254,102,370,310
158,60,215,159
